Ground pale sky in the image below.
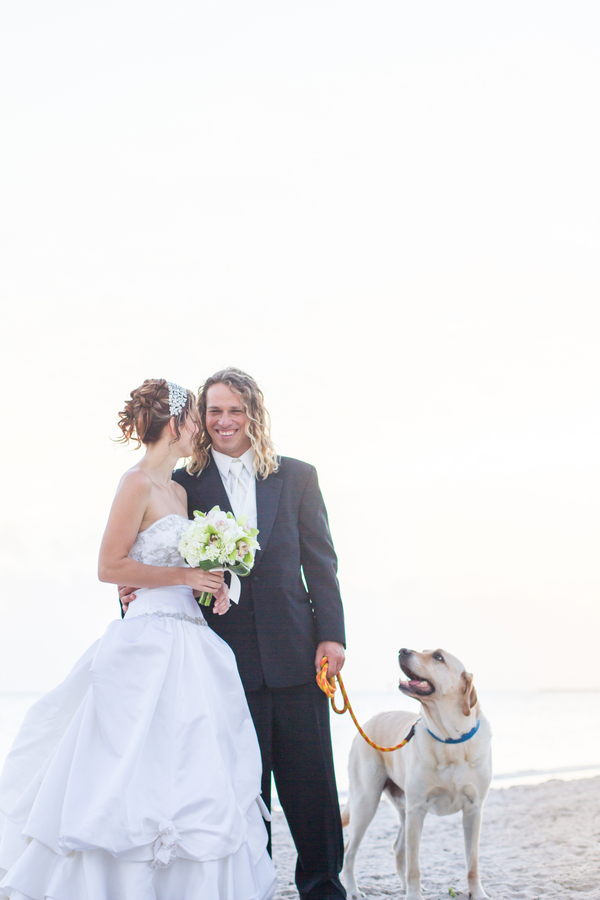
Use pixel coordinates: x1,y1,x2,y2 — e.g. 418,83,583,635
1,1,599,694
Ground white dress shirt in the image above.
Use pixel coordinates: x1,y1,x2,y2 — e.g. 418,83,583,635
211,447,258,528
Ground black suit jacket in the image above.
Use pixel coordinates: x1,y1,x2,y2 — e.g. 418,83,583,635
172,456,345,691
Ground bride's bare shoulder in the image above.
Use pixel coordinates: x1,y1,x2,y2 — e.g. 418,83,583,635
102,468,153,539
115,467,153,500
172,481,188,503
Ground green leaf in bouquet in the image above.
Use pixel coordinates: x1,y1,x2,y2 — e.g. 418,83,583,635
227,562,251,577
196,559,224,572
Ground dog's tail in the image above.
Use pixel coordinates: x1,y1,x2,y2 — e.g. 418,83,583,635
340,803,350,828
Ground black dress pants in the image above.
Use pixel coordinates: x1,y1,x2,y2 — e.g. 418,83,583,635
246,681,346,900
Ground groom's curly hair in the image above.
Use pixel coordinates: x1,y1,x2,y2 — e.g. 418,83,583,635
188,368,279,479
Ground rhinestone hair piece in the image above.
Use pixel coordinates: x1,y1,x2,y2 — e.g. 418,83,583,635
167,381,188,418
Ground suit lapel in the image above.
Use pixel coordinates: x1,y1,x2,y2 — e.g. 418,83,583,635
255,472,283,565
194,459,232,513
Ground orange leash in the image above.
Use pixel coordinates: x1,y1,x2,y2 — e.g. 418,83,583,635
316,657,417,753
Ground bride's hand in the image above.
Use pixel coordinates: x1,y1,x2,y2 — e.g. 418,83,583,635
213,582,231,616
184,568,225,593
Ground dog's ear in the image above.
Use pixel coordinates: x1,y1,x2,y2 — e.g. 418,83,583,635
461,671,478,716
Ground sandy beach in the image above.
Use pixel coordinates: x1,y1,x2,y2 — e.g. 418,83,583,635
272,776,600,899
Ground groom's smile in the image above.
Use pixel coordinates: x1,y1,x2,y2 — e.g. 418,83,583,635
205,382,252,458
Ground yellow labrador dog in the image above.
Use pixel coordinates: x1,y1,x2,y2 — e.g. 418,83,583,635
342,648,492,900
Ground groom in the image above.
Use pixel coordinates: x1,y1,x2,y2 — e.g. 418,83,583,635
175,367,347,900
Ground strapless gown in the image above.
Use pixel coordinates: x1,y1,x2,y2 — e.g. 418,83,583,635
0,515,277,900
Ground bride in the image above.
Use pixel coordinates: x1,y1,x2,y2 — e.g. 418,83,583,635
0,379,277,900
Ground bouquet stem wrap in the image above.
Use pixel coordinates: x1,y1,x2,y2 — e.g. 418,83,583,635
196,566,242,606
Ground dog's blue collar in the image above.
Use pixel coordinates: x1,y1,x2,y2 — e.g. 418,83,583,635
426,719,481,744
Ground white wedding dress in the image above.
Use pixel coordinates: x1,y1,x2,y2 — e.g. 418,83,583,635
0,514,277,900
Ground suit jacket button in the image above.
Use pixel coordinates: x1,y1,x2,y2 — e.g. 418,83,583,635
253,575,259,582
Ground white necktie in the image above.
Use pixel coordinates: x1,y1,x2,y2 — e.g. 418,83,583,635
229,458,247,516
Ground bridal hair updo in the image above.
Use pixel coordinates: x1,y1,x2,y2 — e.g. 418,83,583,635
189,367,279,478
117,379,196,449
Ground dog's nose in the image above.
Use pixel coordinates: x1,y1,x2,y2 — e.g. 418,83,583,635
399,648,411,657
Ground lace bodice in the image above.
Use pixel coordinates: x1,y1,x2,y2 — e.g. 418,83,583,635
128,514,189,567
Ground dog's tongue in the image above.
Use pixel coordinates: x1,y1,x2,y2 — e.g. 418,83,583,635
408,680,430,689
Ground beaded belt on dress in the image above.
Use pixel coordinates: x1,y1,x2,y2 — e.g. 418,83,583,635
130,611,207,627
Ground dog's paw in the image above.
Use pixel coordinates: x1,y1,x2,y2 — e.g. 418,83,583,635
468,886,488,900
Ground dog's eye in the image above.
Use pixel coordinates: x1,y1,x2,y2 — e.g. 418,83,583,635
433,652,444,662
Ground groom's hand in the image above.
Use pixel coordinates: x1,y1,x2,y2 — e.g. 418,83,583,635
315,641,345,678
118,585,137,613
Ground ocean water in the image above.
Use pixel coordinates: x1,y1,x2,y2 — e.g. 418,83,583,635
2,689,600,794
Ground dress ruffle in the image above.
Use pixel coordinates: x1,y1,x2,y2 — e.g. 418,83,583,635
0,837,276,900
0,585,276,900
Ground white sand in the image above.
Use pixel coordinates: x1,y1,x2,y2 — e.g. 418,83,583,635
272,776,600,899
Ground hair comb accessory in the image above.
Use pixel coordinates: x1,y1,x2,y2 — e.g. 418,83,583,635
167,382,188,417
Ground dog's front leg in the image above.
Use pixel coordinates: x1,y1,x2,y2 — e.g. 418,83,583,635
462,804,488,899
392,803,407,890
404,804,427,900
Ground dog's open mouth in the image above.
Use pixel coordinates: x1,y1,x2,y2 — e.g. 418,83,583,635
398,662,435,696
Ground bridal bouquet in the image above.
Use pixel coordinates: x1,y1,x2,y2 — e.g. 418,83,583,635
178,506,260,606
